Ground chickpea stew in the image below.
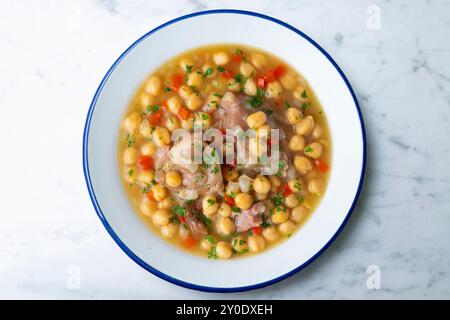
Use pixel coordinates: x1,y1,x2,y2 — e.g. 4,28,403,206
118,44,331,259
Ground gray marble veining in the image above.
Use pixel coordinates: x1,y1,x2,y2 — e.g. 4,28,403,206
0,0,449,299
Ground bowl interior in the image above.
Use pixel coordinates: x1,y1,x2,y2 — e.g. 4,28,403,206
84,11,364,290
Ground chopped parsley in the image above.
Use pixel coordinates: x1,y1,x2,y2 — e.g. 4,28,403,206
247,87,265,108
305,146,314,153
127,169,134,177
301,89,308,98
284,101,293,109
271,194,284,207
172,204,186,217
202,67,213,78
146,105,160,113
205,235,215,245
164,87,172,92
141,183,151,194
301,102,310,110
210,166,219,174
201,113,210,120
275,160,286,177
234,73,244,84
229,191,238,198
263,109,273,116
217,66,225,72
212,93,223,98
207,246,218,259
185,65,194,73
293,182,303,192
126,133,135,147
235,48,243,55
207,199,216,206
231,206,241,213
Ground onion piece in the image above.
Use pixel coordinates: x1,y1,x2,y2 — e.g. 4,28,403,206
238,174,253,193
179,189,198,200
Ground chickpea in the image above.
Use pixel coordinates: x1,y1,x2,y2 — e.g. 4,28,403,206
123,147,137,165
304,142,323,159
202,195,219,216
167,95,182,115
139,118,152,138
140,92,156,110
240,62,255,77
181,116,194,130
165,116,181,132
124,166,136,184
216,241,232,259
179,57,195,72
308,178,326,195
144,76,162,96
187,93,203,111
248,137,264,157
257,124,271,139
294,85,309,103
152,126,170,148
122,112,140,132
165,170,182,188
262,226,280,242
253,175,271,194
140,198,158,217
291,205,308,223
232,236,248,253
152,209,170,226
288,177,305,193
140,142,156,157
235,193,253,210
137,170,154,185
244,79,257,96
286,107,302,125
255,192,268,200
213,52,229,66
295,115,315,136
265,81,282,99
158,197,176,209
284,194,300,209
197,238,211,251
280,72,296,90
161,223,178,238
279,220,296,235
218,202,232,217
194,112,212,129
289,135,306,152
311,124,322,139
187,72,203,88
223,166,238,182
294,155,312,175
178,84,192,100
205,92,221,112
227,79,240,92
271,206,289,224
250,52,267,69
269,175,281,192
246,111,267,129
152,184,168,201
218,217,235,236
248,235,266,253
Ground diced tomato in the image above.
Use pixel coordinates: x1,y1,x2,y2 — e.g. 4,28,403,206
177,106,191,120
281,184,292,197
178,216,187,224
221,70,234,79
231,54,242,64
147,189,154,201
224,195,235,206
257,77,265,88
170,73,183,92
182,236,196,249
137,156,154,170
263,69,276,83
220,128,227,135
314,159,329,172
274,64,286,78
148,110,162,126
251,226,263,235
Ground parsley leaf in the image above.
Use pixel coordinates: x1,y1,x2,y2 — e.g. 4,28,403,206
203,67,213,78
126,133,135,147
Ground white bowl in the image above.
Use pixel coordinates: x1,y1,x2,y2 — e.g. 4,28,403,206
83,10,366,292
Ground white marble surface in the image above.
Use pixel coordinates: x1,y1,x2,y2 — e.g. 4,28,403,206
0,0,449,299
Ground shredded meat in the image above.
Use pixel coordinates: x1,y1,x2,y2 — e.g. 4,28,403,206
233,202,265,232
215,91,249,129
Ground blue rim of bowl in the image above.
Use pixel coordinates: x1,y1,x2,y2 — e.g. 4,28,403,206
83,9,367,293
